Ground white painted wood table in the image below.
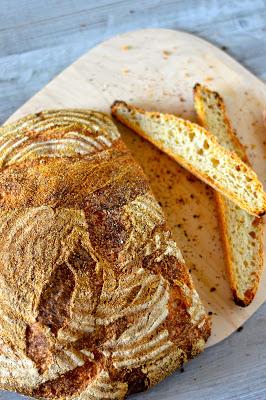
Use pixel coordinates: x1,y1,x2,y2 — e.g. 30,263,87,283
0,1,266,399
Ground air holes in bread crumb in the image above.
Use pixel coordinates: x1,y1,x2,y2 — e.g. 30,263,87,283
203,140,209,149
189,131,195,141
211,158,219,167
168,130,174,138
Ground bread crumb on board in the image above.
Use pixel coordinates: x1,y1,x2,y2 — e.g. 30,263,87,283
121,45,133,51
163,50,172,59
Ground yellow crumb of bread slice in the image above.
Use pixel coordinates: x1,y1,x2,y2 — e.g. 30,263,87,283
194,83,264,306
111,101,266,217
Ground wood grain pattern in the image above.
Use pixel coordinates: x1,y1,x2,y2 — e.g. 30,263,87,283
0,0,266,123
0,2,266,400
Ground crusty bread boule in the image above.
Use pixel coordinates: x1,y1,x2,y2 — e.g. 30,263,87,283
0,110,210,399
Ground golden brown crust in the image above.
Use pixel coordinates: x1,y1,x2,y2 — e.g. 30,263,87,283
194,84,264,306
26,322,52,374
0,110,210,399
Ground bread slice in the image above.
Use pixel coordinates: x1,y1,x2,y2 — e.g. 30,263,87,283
0,110,210,399
111,101,266,217
194,83,264,306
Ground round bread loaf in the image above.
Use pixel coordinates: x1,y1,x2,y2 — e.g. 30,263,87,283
0,110,210,399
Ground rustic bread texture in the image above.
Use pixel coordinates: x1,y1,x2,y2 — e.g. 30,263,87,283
193,84,264,306
111,101,266,217
0,110,210,399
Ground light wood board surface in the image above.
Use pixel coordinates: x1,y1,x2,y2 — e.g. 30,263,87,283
1,26,266,400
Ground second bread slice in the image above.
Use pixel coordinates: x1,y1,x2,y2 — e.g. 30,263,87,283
194,84,264,306
111,101,266,217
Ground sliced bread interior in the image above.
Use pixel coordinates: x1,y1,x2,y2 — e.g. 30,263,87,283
111,101,266,217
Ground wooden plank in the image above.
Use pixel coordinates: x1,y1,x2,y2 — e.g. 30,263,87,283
1,0,265,57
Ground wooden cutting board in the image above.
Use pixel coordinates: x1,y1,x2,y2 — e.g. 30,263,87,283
5,28,266,347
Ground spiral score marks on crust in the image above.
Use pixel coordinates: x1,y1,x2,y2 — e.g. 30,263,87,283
0,205,175,384
0,110,210,399
0,110,121,168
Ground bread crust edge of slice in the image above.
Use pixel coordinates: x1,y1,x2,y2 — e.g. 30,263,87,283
111,101,266,217
215,192,264,306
